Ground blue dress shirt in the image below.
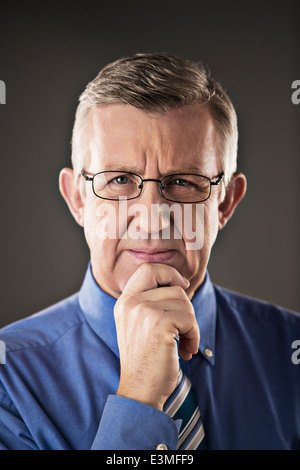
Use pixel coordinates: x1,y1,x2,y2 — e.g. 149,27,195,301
0,262,299,450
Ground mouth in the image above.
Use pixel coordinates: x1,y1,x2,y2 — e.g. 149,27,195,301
125,249,178,263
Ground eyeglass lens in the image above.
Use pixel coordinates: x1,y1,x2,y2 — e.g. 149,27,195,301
92,171,212,202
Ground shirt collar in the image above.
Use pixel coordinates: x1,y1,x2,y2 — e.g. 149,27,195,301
79,263,119,357
79,262,216,365
192,271,216,365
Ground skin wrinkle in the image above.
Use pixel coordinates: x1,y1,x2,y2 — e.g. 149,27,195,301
79,105,222,299
87,104,220,177
61,102,246,302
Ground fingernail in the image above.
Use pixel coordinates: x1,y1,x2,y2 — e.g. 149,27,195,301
182,277,190,287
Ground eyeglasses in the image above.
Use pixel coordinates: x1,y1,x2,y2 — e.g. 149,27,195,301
81,170,224,203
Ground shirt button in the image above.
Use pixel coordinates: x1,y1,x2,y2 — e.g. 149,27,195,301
204,348,213,358
156,443,168,450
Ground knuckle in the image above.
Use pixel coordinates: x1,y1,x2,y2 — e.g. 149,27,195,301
137,263,158,285
138,262,153,276
171,285,188,299
114,293,140,317
187,309,197,324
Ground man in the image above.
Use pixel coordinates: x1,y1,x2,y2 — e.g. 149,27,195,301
0,53,299,450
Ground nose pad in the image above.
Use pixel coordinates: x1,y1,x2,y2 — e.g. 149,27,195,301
159,182,165,193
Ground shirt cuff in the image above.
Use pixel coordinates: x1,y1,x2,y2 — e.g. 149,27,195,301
92,395,181,450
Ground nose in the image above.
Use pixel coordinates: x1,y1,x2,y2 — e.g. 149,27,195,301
138,178,165,198
130,179,171,238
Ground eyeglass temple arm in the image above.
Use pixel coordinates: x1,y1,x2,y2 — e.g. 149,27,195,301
81,170,93,181
211,172,224,185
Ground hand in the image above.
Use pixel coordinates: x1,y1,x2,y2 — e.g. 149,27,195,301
114,263,200,411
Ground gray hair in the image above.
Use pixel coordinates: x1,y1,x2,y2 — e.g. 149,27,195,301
71,52,238,185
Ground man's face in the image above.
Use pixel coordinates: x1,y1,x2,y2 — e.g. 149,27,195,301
80,103,223,299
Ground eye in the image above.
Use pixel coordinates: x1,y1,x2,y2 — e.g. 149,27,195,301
111,175,130,185
169,178,191,186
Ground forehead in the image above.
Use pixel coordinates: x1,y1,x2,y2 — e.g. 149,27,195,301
87,103,219,174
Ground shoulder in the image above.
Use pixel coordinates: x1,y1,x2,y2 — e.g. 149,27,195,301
0,293,85,353
214,284,300,327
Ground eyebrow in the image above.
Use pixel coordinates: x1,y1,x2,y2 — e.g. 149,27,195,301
100,165,207,175
101,165,144,174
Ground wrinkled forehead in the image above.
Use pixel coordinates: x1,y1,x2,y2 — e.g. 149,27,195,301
86,103,221,175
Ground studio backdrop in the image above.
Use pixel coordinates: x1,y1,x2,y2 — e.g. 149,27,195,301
0,0,299,327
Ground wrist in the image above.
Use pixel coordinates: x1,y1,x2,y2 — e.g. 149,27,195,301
116,385,164,411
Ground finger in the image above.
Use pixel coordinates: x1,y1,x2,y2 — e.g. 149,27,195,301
123,262,190,295
140,285,190,303
132,301,199,358
136,298,192,313
178,327,200,360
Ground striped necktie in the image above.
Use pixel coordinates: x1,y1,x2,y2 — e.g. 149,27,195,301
163,368,207,450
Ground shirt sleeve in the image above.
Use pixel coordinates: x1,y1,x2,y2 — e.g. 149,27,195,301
0,385,38,450
91,395,181,450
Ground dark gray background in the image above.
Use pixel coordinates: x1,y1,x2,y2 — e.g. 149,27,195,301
0,0,299,328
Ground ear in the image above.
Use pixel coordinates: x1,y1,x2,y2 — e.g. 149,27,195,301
59,168,84,227
218,172,247,230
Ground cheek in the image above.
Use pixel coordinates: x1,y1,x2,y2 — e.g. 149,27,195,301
83,200,120,257
181,203,219,262
180,203,216,251
204,202,220,248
